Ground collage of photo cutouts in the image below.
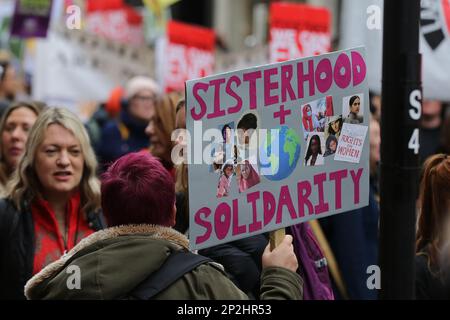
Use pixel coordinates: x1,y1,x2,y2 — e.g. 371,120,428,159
213,93,365,198
213,113,261,198
301,93,364,166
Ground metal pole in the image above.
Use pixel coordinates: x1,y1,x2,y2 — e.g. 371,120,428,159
379,0,422,299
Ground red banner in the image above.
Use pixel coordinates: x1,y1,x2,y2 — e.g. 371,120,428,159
269,2,331,62
85,0,143,45
164,21,215,93
443,0,450,35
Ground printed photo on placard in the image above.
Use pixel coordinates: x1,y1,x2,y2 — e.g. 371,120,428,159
236,160,260,193
216,159,235,198
236,112,258,147
210,142,224,174
301,96,333,136
304,133,325,166
221,123,234,145
325,115,343,140
324,134,338,157
221,122,235,163
235,112,260,166
210,122,236,173
334,123,368,164
343,94,364,124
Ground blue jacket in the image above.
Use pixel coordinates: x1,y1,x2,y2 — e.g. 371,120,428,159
97,105,149,169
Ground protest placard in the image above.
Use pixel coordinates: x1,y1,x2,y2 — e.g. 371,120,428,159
269,2,331,63
163,21,215,93
186,47,370,250
32,26,153,119
10,0,52,38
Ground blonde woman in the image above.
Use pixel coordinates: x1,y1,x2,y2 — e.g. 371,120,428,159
0,107,104,299
0,101,44,196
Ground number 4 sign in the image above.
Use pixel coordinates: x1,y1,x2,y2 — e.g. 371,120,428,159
408,89,421,155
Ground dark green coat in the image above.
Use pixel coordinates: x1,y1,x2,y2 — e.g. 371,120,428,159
25,225,303,300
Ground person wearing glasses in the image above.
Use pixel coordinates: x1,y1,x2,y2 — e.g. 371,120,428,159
98,76,161,170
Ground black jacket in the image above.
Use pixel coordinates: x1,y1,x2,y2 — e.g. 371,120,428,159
415,251,450,299
0,198,104,300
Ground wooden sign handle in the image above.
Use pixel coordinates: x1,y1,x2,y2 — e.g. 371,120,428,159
269,228,285,251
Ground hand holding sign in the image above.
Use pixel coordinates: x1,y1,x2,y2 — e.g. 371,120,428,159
263,234,298,273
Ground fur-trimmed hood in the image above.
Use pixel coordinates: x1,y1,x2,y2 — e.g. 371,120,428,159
25,224,190,300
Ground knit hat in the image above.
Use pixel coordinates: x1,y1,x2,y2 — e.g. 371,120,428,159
125,76,161,100
105,86,124,117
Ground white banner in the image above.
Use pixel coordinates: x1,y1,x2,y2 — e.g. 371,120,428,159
340,0,450,102
32,27,153,119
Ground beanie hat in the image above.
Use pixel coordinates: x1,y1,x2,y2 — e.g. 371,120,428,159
125,76,161,100
105,86,124,117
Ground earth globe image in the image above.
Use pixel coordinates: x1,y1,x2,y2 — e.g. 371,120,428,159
259,125,301,181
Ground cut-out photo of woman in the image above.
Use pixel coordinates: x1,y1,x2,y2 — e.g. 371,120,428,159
217,160,234,198
236,160,260,193
304,134,325,166
343,94,364,124
237,113,258,147
325,115,343,140
220,122,235,162
222,124,233,144
323,135,338,157
302,103,320,132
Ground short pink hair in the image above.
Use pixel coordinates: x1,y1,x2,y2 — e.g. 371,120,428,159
101,152,175,227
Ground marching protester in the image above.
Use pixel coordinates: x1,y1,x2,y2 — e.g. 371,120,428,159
85,86,124,152
97,76,160,170
0,60,18,116
0,101,44,196
415,154,450,299
145,92,183,176
25,152,303,300
173,99,189,235
0,108,104,299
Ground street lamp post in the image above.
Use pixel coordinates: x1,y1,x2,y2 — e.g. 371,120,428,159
379,0,422,299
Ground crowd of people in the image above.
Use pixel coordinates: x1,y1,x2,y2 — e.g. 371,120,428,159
0,56,449,300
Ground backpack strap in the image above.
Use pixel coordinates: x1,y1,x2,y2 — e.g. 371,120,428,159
129,251,212,300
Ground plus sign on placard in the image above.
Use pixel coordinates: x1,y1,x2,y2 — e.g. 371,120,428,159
274,104,291,125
